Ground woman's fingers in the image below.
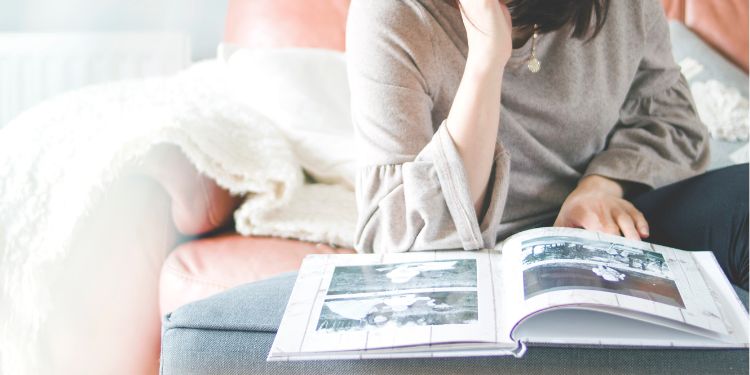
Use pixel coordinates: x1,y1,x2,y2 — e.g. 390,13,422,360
598,211,622,237
576,210,620,236
458,0,513,65
553,193,651,242
627,205,650,238
499,1,512,25
614,209,640,241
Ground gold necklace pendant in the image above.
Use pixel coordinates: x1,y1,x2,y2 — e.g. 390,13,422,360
527,26,541,73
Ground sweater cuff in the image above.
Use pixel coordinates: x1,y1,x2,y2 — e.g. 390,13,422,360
583,149,661,189
425,121,484,250
479,142,511,248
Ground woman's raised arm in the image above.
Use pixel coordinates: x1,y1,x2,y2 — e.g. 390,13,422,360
347,0,512,253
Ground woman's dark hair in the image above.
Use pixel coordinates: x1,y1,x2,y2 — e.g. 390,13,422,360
452,0,611,40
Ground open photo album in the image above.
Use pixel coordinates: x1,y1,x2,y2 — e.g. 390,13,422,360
268,227,749,361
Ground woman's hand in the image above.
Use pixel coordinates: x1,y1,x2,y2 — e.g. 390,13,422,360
458,0,513,70
554,175,650,241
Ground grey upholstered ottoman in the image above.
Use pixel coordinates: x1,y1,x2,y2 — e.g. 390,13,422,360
160,272,749,375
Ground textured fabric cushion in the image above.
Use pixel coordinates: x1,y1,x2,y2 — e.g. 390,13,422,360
159,235,354,315
160,272,749,375
223,48,356,187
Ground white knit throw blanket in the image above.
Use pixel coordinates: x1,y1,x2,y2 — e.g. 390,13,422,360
0,57,356,373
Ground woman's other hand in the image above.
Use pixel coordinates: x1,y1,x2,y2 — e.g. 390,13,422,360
458,0,513,69
554,175,650,241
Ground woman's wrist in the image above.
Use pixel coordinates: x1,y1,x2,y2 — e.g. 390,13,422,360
576,175,625,198
465,50,506,80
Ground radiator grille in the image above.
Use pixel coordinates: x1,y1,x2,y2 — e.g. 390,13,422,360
0,32,191,128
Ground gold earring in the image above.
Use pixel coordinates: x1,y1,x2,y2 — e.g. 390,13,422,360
527,25,541,73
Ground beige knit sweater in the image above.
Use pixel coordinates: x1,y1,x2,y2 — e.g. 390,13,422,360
346,0,709,253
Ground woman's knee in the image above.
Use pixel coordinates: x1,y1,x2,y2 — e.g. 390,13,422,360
706,164,748,289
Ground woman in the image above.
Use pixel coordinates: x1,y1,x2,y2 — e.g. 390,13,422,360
347,0,747,288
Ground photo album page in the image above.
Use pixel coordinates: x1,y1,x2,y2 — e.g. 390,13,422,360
269,250,518,360
498,227,732,338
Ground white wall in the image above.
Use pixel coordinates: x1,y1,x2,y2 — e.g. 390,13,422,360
0,0,228,60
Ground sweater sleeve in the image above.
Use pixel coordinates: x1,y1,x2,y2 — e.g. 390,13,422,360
583,0,710,189
346,0,511,253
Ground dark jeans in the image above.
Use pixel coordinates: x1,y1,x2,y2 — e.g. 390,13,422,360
628,164,749,290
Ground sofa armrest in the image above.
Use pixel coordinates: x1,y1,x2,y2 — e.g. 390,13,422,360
139,144,242,236
663,0,749,72
159,234,356,315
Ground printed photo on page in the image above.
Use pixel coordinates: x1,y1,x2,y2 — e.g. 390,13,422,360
316,259,480,333
500,227,727,334
520,235,684,308
294,251,498,354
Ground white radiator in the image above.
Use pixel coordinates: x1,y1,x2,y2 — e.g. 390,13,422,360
0,32,192,128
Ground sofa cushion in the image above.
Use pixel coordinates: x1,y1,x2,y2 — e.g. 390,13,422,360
663,0,748,71
224,0,351,51
159,235,354,315
669,22,748,96
668,21,749,169
160,272,749,375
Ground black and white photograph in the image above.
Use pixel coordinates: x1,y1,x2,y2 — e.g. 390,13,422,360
521,236,673,279
519,236,685,308
316,291,479,333
523,262,686,308
314,259,481,333
325,259,477,296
